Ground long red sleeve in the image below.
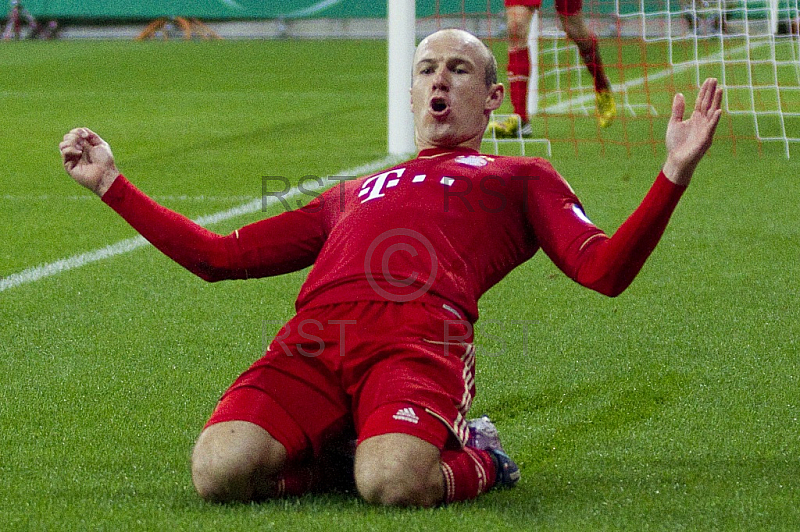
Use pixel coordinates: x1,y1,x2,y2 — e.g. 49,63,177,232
573,171,686,296
529,165,686,298
101,175,326,282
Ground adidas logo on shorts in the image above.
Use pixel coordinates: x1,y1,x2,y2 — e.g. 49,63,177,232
392,407,420,424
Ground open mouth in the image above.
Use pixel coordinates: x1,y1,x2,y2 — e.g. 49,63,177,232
430,97,450,117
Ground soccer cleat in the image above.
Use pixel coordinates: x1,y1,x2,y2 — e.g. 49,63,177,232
466,415,521,489
487,115,532,138
595,90,617,128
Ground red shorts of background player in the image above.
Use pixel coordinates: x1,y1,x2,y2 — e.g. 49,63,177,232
205,300,476,465
506,0,583,17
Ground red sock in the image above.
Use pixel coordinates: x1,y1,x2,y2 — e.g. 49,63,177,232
576,34,610,92
439,447,497,503
507,48,531,120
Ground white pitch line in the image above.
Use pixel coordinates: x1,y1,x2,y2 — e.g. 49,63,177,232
0,155,404,293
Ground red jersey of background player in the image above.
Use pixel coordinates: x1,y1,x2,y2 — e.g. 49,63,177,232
102,147,685,323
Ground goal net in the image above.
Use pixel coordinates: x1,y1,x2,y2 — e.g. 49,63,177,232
394,0,800,157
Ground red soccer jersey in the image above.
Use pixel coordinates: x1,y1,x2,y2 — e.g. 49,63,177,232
102,147,685,322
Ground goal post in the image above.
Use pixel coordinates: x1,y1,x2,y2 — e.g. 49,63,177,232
527,9,541,117
387,0,417,156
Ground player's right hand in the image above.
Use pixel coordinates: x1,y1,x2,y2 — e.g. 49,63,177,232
59,127,120,197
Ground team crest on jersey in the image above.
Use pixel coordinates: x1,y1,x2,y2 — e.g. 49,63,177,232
454,155,489,167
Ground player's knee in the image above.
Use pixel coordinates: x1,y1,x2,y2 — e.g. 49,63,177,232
191,458,238,501
506,6,533,45
506,18,529,45
561,15,591,46
191,440,253,502
191,421,286,503
355,459,436,507
354,438,443,507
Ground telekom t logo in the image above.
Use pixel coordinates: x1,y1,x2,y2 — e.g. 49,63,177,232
358,168,406,203
358,167,452,203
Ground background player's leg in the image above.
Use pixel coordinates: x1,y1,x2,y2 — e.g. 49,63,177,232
191,420,288,503
354,433,444,507
559,13,610,93
559,12,616,127
507,5,534,121
490,5,536,137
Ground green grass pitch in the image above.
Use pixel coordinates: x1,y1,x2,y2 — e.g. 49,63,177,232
1,39,799,530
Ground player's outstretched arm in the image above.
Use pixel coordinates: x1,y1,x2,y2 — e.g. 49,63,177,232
57,127,326,282
549,79,721,296
59,127,120,197
661,77,723,187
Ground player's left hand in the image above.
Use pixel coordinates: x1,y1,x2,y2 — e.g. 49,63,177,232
662,77,723,186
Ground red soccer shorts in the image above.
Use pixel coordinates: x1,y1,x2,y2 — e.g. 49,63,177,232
506,0,583,17
204,300,476,463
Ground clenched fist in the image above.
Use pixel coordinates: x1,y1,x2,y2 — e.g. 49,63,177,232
59,128,120,197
